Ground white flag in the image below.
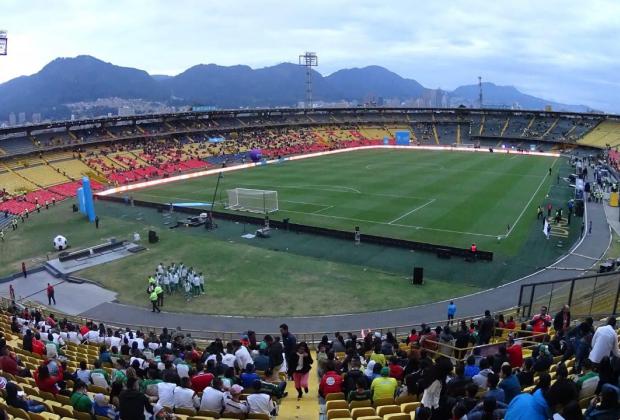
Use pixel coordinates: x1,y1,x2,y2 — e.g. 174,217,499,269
543,219,550,238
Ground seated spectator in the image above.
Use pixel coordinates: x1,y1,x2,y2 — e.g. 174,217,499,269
240,363,260,389
93,393,118,419
589,316,620,365
473,358,493,389
0,347,30,377
532,345,553,372
319,361,343,399
462,383,480,412
119,377,153,420
506,335,523,368
90,359,111,389
388,356,404,381
70,381,93,413
252,349,270,372
371,367,397,401
484,373,505,403
464,355,480,378
343,358,367,397
75,360,91,384
173,376,199,410
505,380,576,420
223,384,249,415
348,378,372,402
446,362,472,398
516,358,534,389
199,377,225,413
584,384,620,420
247,380,277,416
574,359,600,400
34,363,63,395
468,396,507,420
369,344,386,366
156,380,177,408
5,381,45,413
191,362,214,393
498,363,520,403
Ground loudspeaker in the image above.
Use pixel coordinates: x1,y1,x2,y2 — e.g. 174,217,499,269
148,230,159,243
413,267,424,285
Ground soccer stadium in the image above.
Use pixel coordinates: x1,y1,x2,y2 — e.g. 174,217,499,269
1,2,620,420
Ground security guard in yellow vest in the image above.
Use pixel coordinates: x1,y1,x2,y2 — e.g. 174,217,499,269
150,290,160,313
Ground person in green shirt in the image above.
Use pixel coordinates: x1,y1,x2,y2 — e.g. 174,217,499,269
70,381,93,414
150,290,160,313
348,378,372,402
140,368,163,393
371,367,397,401
90,360,110,388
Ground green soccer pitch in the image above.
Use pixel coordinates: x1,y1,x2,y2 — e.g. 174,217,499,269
128,149,560,253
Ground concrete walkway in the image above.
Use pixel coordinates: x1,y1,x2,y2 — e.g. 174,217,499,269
80,196,611,334
0,271,117,316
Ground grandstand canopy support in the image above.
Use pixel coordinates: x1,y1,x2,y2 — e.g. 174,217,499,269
298,52,318,109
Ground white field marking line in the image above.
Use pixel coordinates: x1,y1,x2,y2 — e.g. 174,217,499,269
363,161,540,178
387,199,436,224
282,208,498,238
301,184,361,193
503,157,559,239
279,199,332,207
311,205,334,214
97,145,560,197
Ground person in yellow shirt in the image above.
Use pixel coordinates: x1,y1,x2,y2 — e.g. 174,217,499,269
369,344,386,367
371,367,397,401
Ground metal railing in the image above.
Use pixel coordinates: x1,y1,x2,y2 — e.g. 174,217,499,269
518,270,620,319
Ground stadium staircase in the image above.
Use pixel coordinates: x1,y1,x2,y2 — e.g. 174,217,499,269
500,117,510,137
542,118,560,139
478,115,485,136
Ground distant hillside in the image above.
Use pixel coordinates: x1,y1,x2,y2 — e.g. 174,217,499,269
0,55,592,120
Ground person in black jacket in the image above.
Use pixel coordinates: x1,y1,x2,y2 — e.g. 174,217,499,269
553,305,571,334
266,335,284,371
342,358,368,397
289,342,313,399
279,324,297,379
119,377,152,420
478,310,495,345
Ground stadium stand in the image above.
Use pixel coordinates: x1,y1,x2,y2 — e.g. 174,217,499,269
578,120,620,148
0,297,617,420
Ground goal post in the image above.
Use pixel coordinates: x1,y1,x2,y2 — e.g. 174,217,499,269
226,188,279,214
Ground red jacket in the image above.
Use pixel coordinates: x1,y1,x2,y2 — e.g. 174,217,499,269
319,371,343,397
507,344,523,368
190,372,214,393
389,364,404,381
0,355,19,376
34,365,63,395
32,339,45,356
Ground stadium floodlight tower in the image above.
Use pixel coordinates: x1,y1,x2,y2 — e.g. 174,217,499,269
0,30,7,57
298,51,318,108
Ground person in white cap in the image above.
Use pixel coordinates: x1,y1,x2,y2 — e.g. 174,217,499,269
223,384,249,415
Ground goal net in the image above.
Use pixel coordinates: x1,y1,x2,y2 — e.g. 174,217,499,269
226,188,279,213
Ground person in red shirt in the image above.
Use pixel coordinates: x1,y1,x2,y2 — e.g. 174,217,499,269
506,335,523,369
388,356,404,381
34,363,63,395
319,362,343,399
191,365,215,393
529,306,552,336
0,347,26,377
505,316,516,330
31,333,45,356
46,283,56,305
406,328,419,344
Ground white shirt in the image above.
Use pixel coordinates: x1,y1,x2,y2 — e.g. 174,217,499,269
472,368,492,389
173,386,198,409
63,331,82,344
106,336,122,349
223,393,249,414
199,387,224,412
247,393,273,414
83,330,100,343
235,346,253,371
157,382,176,407
76,369,91,384
589,324,620,363
133,337,145,350
222,353,236,369
176,363,190,378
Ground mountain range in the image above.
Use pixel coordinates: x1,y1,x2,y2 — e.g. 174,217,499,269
0,55,594,121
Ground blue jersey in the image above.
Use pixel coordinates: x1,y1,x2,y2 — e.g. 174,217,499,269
447,303,457,316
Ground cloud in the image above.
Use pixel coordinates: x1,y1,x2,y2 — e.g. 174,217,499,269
0,0,618,111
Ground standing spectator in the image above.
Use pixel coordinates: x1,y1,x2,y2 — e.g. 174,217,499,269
506,335,523,369
9,284,15,302
529,306,552,336
232,340,253,373
21,262,27,278
290,342,313,399
553,305,571,334
478,310,495,345
280,324,296,378
588,317,620,365
447,301,457,325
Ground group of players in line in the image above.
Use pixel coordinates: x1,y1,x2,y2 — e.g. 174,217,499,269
146,263,206,312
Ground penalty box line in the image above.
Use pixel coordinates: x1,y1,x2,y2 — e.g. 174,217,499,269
387,199,436,225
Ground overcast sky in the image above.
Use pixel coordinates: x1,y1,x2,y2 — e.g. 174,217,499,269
1,0,619,112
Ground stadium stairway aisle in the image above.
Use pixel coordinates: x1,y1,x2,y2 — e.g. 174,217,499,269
278,364,320,419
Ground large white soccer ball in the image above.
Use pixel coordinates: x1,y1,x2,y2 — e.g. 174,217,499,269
53,235,68,251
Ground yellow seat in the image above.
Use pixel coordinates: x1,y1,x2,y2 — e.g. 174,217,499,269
376,405,400,417
349,399,372,409
400,401,421,413
52,404,74,418
5,405,30,420
351,406,376,420
395,394,417,405
55,394,70,405
327,409,352,420
175,407,197,416
188,417,216,420
372,397,395,408
357,416,381,420
326,392,346,401
384,414,411,420
221,413,244,419
74,411,92,420
197,410,221,418
326,399,349,411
